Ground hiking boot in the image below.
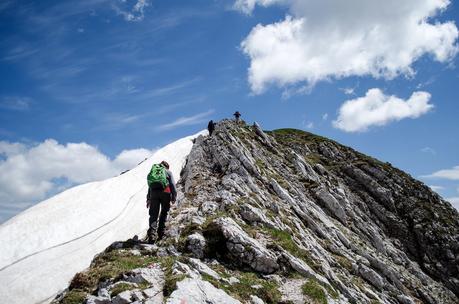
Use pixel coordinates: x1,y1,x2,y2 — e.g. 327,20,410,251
146,235,155,244
147,228,157,244
148,232,157,242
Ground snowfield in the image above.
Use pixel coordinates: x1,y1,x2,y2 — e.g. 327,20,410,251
0,131,205,304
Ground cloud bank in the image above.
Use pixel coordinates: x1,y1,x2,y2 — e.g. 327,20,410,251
0,139,155,220
238,0,458,93
447,197,459,210
332,89,433,132
425,165,459,180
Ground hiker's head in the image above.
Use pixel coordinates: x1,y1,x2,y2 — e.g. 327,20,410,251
160,160,170,169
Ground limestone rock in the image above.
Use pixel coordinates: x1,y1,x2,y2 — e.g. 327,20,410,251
358,264,385,291
239,203,273,227
85,295,110,304
315,188,347,224
53,120,459,304
122,264,164,286
188,258,221,280
166,278,241,304
250,295,265,304
206,217,279,274
186,232,206,259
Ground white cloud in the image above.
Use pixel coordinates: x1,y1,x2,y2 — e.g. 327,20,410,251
425,165,459,180
429,185,444,192
239,0,458,94
157,110,214,131
322,113,328,121
114,0,149,22
421,147,436,155
446,197,459,210
0,142,27,157
0,139,155,213
301,120,313,129
113,148,153,171
341,86,358,96
233,0,284,15
332,88,433,132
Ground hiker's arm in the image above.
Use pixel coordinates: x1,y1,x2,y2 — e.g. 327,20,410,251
168,171,177,202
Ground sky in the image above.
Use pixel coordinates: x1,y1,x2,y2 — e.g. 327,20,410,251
0,0,459,223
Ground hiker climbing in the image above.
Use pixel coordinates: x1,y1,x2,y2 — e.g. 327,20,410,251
146,160,176,243
207,120,215,136
233,111,241,123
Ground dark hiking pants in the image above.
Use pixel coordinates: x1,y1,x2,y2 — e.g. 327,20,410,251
148,190,171,239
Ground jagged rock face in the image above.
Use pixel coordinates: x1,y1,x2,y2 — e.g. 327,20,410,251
175,120,459,303
54,120,459,304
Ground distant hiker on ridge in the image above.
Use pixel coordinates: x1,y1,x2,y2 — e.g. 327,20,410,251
208,120,215,136
233,111,241,123
146,160,176,243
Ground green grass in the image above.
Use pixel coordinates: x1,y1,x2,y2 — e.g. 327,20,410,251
270,128,332,145
110,282,134,297
69,250,157,292
59,289,86,304
334,255,353,272
160,256,190,297
201,271,281,303
264,228,319,271
180,222,201,238
302,279,327,304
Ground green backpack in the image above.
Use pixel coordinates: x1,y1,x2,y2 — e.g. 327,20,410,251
147,164,169,189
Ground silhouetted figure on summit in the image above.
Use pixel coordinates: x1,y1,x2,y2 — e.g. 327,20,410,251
208,120,215,136
233,111,241,124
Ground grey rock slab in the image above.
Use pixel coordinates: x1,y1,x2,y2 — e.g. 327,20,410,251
270,179,296,207
228,277,240,285
250,295,265,304
397,295,416,304
172,261,200,279
186,232,207,259
143,286,164,303
239,203,274,227
211,217,279,273
281,251,329,286
293,153,320,183
188,258,221,280
166,278,241,304
199,201,219,216
315,188,347,224
85,295,111,304
358,264,385,291
123,264,164,285
112,290,133,304
97,288,110,299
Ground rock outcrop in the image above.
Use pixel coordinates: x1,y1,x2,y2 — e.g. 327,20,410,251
53,120,459,304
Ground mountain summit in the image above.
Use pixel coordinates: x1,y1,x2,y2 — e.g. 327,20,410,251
6,120,459,304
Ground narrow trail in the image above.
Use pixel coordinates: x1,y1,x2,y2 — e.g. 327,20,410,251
0,184,147,273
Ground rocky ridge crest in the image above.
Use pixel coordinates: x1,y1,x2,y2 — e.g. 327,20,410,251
53,119,459,304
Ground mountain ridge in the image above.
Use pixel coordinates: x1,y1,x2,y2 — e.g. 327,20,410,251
7,119,459,304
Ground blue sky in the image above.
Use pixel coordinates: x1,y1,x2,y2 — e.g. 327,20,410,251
1,0,459,223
